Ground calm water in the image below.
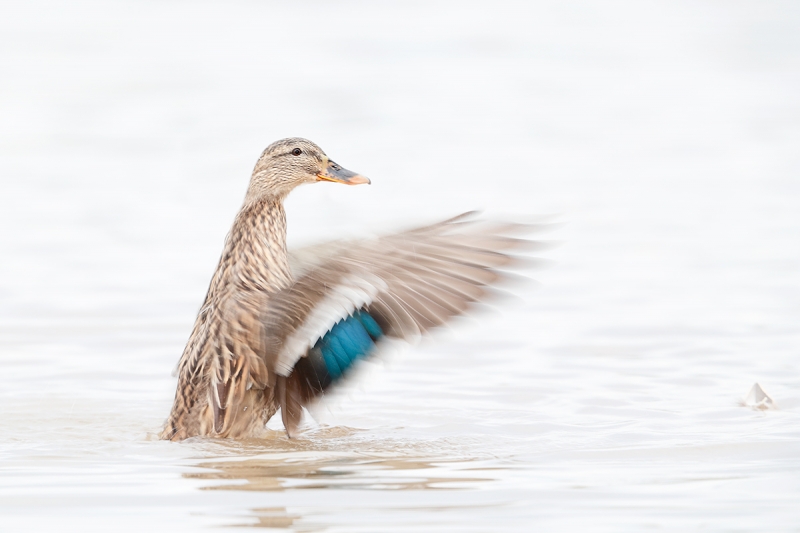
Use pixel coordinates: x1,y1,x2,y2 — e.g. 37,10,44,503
1,1,799,531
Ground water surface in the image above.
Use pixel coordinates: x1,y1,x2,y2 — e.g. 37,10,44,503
1,1,799,530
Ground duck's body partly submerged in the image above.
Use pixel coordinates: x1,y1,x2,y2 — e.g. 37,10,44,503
161,138,533,441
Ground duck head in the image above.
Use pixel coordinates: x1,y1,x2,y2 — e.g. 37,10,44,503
246,138,369,201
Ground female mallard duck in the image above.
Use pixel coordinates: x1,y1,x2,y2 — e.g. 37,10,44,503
161,138,531,441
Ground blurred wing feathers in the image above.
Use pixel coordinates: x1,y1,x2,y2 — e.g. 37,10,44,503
265,213,536,378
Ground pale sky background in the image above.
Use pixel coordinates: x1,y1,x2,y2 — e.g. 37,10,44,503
1,1,799,531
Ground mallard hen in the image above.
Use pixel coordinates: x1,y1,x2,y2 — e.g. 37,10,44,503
161,138,534,440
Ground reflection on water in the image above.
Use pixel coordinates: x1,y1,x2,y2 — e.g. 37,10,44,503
244,508,302,530
182,427,506,531
189,452,494,492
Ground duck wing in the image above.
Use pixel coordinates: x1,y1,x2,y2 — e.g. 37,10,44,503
261,212,541,436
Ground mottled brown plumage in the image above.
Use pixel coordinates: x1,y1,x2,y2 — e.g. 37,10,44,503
161,138,536,441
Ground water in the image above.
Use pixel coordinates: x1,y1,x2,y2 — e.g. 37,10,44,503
1,1,799,530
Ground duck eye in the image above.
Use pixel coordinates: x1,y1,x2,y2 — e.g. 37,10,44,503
291,148,302,156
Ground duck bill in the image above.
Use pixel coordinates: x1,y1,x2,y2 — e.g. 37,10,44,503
316,160,370,185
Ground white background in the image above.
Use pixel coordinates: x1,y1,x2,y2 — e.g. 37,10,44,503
1,1,798,531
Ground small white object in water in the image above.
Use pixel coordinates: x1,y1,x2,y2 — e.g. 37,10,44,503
743,383,776,410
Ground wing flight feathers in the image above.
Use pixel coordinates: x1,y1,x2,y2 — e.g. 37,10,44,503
265,213,540,378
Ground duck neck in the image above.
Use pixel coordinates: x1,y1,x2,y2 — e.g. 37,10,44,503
227,196,292,292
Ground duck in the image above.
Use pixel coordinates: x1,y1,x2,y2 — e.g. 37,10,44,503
161,138,533,441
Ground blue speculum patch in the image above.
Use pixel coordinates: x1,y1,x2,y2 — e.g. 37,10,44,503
314,310,383,381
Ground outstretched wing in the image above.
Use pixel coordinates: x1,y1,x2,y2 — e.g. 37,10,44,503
261,212,542,435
